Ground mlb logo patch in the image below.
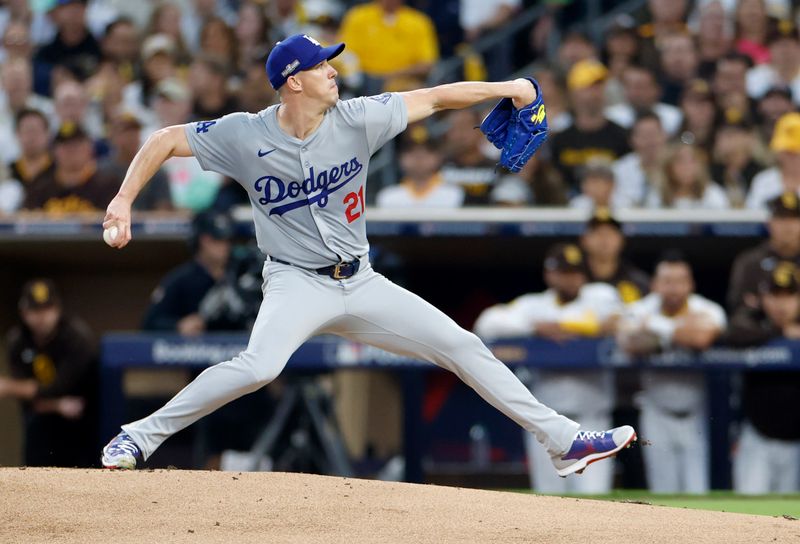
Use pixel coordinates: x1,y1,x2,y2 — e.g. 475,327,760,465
368,93,392,105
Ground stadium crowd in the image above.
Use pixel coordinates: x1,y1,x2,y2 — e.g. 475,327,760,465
1,0,800,495
0,0,796,211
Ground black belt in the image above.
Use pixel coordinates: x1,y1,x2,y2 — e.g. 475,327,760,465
269,256,362,280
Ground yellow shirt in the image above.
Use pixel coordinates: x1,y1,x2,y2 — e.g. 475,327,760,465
339,3,439,77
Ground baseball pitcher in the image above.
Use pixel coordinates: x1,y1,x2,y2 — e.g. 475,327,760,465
100,34,636,477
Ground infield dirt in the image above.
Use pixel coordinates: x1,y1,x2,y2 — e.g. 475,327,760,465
0,467,797,543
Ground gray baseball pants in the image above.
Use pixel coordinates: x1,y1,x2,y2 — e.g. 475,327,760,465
123,259,579,460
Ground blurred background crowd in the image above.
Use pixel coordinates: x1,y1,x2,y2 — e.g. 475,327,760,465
0,0,799,212
1,0,800,495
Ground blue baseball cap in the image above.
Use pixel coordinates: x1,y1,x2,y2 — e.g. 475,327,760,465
266,34,345,90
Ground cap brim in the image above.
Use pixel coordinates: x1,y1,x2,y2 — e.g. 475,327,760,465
302,42,345,71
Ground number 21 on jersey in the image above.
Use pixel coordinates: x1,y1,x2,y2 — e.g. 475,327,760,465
343,186,365,223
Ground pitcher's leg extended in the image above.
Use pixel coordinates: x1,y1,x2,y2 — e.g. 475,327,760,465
103,265,344,466
339,272,578,456
337,272,635,477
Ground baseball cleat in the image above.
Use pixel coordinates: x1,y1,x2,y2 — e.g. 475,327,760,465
551,425,637,477
101,431,143,470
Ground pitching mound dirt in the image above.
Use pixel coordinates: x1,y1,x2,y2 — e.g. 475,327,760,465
0,468,796,543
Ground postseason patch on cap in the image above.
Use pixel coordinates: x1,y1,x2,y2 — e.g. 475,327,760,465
281,59,300,78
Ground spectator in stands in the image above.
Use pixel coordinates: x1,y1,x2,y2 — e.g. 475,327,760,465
147,2,192,66
85,18,139,108
189,55,239,120
0,162,22,214
554,30,598,72
678,79,717,152
440,108,499,205
22,122,117,213
712,53,756,124
532,67,571,133
729,192,800,311
33,0,102,96
339,0,439,93
0,58,54,162
657,32,699,106
0,19,33,64
151,78,224,210
180,0,237,54
550,59,630,191
605,64,682,136
646,142,730,209
734,0,770,65
142,210,237,334
123,33,179,115
746,19,800,103
199,16,238,70
617,252,726,494
602,17,640,103
474,243,622,494
637,0,689,71
491,154,568,207
747,113,800,208
54,78,104,142
569,159,621,211
710,116,763,207
234,1,271,74
725,264,800,494
236,51,278,116
755,85,795,150
612,111,667,208
580,209,650,304
0,279,96,467
376,125,463,208
9,108,54,187
695,0,733,78
99,110,172,211
153,77,192,128
459,0,520,82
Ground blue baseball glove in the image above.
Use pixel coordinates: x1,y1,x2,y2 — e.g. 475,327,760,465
479,77,549,173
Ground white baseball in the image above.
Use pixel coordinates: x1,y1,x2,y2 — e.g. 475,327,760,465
103,226,119,246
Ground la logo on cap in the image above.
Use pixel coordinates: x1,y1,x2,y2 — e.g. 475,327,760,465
303,34,321,46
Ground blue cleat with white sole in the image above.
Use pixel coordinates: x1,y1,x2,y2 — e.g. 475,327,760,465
101,431,143,470
551,426,637,477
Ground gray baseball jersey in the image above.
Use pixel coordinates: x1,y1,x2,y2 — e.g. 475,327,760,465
184,93,407,268
118,93,585,471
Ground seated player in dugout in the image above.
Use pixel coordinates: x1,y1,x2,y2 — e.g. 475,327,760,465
142,210,245,334
474,243,623,494
724,263,800,494
616,252,726,494
579,208,650,304
0,279,97,467
100,33,636,475
728,191,800,312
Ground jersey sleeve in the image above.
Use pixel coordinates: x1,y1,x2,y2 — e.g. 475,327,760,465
339,93,408,155
184,113,249,179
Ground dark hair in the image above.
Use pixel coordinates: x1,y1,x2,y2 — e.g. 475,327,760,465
657,249,690,267
632,110,662,128
717,51,753,69
14,108,48,131
103,16,135,38
623,63,657,80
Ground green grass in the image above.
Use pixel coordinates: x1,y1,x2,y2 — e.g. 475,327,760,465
511,490,800,517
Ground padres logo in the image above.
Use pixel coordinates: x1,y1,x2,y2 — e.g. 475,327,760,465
531,105,546,124
33,354,57,386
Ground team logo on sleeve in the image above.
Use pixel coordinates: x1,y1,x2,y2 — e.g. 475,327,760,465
254,157,364,216
196,121,217,133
